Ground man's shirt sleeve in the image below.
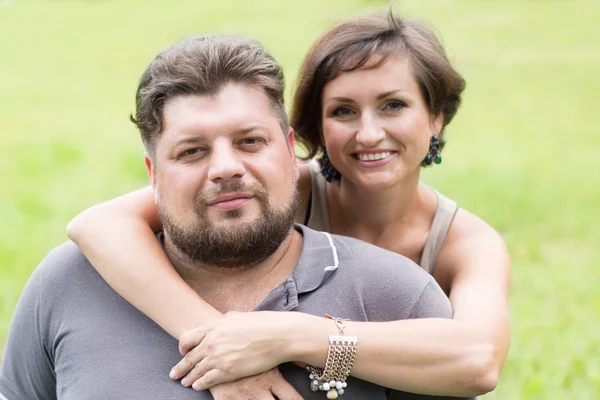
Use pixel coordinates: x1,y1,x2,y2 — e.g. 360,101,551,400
0,263,57,400
408,279,453,319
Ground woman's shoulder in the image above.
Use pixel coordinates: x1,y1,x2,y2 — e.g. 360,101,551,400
435,198,509,286
422,185,502,246
449,207,505,247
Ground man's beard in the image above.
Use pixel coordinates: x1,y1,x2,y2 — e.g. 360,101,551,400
159,179,299,269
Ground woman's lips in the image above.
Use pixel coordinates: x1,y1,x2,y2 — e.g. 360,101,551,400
352,150,397,168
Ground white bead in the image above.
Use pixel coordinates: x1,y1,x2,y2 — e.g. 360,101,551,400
330,380,336,387
342,382,347,388
336,382,343,390
323,383,331,391
309,373,315,379
338,388,345,395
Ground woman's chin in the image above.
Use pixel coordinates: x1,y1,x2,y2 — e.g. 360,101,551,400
345,170,404,192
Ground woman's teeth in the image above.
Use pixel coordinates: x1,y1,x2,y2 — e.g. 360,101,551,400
356,151,392,161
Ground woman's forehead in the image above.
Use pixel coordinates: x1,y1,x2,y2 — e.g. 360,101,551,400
322,55,418,99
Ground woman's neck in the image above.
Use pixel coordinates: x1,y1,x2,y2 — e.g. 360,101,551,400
327,172,425,242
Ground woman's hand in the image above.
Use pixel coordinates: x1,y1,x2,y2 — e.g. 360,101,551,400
170,311,308,390
209,369,303,400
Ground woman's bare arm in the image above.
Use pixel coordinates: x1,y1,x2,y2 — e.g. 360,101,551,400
292,209,510,396
65,161,313,339
66,186,222,339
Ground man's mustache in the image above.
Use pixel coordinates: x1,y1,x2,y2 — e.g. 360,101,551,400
195,179,267,206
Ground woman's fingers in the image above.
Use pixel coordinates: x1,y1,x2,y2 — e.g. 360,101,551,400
181,358,212,388
179,326,207,356
190,368,225,391
170,343,208,380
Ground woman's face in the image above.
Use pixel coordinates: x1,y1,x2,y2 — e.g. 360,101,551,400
321,55,443,190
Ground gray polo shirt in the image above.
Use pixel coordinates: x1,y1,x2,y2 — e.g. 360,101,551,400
0,225,470,400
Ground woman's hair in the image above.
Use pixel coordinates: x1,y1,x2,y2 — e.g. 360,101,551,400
291,11,466,160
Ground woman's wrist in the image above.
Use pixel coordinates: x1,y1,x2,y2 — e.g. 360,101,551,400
285,313,336,367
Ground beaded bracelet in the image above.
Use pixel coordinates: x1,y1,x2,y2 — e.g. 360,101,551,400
306,315,358,399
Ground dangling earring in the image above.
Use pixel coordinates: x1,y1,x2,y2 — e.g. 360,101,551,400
423,135,442,166
320,148,341,182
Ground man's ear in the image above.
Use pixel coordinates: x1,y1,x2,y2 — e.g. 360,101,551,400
144,154,160,204
144,153,157,188
286,127,296,163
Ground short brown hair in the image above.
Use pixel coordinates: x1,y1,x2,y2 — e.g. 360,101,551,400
291,11,466,160
132,34,288,158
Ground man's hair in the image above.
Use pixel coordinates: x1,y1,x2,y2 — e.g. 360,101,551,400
131,34,288,158
291,11,466,160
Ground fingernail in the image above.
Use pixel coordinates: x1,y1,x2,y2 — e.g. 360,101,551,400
181,378,189,387
192,382,201,391
169,368,176,379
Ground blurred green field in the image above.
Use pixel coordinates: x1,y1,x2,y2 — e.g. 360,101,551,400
1,0,599,398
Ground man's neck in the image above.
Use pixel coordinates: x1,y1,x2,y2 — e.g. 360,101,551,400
163,228,303,314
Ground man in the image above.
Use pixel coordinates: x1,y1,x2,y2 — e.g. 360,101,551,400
0,35,465,400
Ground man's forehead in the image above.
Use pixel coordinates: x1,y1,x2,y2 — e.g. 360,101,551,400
160,87,278,142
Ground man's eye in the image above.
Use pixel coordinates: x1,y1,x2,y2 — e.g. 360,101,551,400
240,138,263,145
179,148,203,158
332,106,354,117
238,138,266,150
383,101,406,111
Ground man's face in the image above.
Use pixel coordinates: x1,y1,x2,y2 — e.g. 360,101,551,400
145,83,298,267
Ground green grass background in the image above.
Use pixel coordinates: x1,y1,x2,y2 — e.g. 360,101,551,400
1,0,599,398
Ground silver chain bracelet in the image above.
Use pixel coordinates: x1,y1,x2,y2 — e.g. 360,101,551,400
306,314,358,399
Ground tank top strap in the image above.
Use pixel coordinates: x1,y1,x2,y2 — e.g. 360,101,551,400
420,190,459,274
304,159,332,232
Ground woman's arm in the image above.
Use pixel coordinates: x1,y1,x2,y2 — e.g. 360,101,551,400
294,209,510,396
66,186,222,339
66,159,313,339
174,210,510,397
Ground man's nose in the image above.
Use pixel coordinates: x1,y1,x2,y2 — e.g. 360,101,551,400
207,142,246,182
355,113,385,147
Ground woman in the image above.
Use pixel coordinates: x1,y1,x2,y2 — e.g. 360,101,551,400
68,11,510,398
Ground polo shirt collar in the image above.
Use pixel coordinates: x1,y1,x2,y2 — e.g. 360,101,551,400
291,224,339,294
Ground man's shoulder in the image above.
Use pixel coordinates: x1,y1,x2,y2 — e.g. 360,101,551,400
298,224,428,277
32,240,98,291
297,225,452,321
298,225,434,289
39,239,90,270
332,233,426,274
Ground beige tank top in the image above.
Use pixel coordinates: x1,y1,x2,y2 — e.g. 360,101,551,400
299,160,458,275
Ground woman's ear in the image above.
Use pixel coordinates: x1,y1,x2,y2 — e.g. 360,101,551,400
431,111,444,135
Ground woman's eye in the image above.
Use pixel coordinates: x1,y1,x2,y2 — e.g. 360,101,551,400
384,101,406,111
332,106,354,117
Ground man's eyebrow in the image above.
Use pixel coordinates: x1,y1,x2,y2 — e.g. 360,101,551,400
173,135,206,147
232,124,270,135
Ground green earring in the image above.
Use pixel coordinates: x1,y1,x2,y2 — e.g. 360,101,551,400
423,135,442,166
320,148,341,182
